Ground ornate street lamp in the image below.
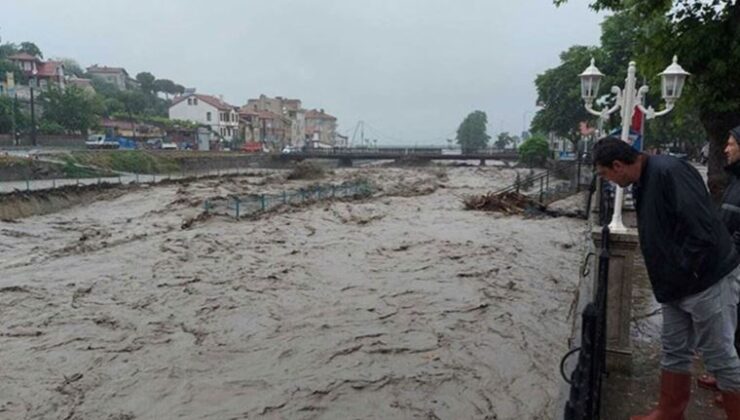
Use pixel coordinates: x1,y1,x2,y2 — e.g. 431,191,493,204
579,56,689,232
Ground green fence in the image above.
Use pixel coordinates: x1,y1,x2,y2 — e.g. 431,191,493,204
204,180,373,219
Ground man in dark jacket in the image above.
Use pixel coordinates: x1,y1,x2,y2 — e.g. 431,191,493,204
700,125,740,400
593,137,740,419
721,126,740,251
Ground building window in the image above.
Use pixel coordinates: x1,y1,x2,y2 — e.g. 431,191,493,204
187,98,192,105
206,112,211,122
193,98,198,105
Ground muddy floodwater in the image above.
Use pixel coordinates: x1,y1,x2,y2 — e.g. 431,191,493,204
0,165,586,419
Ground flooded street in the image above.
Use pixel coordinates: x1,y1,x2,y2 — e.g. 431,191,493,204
0,165,586,419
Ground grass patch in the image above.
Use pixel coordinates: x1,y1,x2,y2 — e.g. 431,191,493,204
61,160,109,178
0,155,32,168
65,151,181,174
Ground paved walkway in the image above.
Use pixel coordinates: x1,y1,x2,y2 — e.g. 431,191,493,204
602,252,725,419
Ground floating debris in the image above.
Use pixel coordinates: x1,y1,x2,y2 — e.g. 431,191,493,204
463,191,542,215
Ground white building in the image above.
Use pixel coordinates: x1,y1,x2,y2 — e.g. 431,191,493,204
169,93,239,142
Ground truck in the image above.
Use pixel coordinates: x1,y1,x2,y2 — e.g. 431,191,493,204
85,134,137,150
86,134,119,149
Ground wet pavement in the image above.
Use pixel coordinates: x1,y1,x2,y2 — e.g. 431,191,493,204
601,252,726,419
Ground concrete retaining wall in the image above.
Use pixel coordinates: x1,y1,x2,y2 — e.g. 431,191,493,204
0,183,129,220
0,135,85,148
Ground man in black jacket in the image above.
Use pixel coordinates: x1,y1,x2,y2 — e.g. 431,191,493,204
700,125,740,400
721,126,740,252
593,137,740,419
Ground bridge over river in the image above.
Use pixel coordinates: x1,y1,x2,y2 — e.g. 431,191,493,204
278,147,519,165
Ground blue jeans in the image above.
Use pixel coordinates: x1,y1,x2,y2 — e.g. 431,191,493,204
661,265,740,391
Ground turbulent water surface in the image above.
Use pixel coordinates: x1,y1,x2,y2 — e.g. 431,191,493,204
0,165,585,419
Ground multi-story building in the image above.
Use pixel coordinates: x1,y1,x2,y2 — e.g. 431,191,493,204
305,109,337,146
8,53,65,89
239,108,292,149
66,76,96,95
86,65,137,90
169,93,239,142
242,95,306,147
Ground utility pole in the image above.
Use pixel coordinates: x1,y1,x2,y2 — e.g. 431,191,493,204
30,70,38,147
11,93,17,146
30,86,37,147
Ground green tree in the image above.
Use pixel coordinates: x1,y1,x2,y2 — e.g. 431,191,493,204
57,58,84,77
0,43,17,59
118,90,149,114
518,133,550,167
0,96,13,133
90,76,119,97
38,120,65,135
495,131,514,149
532,45,602,152
0,60,27,85
0,96,28,134
153,79,178,98
136,72,156,94
456,110,490,153
39,85,101,135
18,41,42,58
554,0,740,195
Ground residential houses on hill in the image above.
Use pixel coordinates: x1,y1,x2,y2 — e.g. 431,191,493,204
86,65,138,90
0,50,342,151
168,92,239,142
8,53,66,88
2,53,66,99
0,58,142,99
169,92,341,150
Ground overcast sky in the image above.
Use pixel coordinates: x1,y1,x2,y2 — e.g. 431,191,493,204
3,0,604,145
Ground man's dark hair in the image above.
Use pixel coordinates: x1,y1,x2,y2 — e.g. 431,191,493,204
730,125,740,142
593,136,640,167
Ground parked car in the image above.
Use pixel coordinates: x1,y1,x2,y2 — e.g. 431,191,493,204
160,142,178,150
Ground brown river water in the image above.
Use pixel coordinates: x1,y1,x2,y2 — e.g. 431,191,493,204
0,165,586,419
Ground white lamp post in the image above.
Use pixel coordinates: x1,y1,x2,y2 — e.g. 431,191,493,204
579,56,689,232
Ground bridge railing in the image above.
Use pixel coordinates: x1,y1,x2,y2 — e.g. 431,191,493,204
289,147,518,156
562,177,612,420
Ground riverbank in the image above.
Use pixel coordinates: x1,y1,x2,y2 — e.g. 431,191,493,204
0,151,278,182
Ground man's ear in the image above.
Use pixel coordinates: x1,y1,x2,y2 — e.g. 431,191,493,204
611,160,624,172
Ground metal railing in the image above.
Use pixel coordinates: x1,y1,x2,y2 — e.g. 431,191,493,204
203,180,373,219
562,177,612,420
287,146,518,156
494,170,579,206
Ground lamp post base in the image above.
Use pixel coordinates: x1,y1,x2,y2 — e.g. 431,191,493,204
608,220,629,233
